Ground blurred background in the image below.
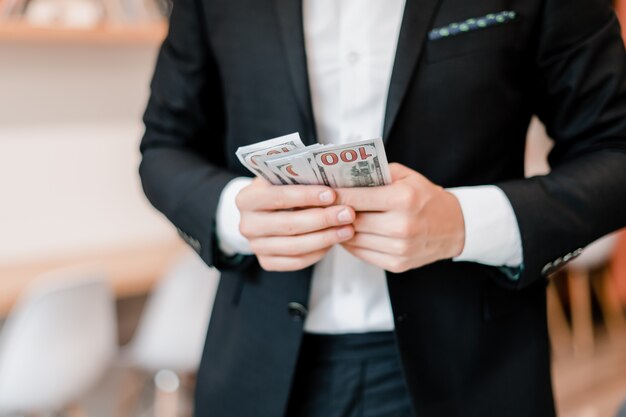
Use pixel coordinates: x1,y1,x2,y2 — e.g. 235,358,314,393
0,1,625,416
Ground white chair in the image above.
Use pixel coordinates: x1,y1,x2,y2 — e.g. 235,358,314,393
118,251,220,417
0,269,117,417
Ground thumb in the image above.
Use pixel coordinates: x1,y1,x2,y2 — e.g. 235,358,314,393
389,162,415,182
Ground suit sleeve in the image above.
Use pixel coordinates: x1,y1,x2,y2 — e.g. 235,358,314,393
495,0,626,289
139,0,239,268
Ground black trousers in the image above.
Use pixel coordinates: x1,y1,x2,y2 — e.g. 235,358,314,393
285,332,416,417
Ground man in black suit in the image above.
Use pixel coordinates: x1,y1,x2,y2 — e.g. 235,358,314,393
139,0,626,415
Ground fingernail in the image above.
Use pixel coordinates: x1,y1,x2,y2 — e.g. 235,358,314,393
337,208,352,223
319,190,334,203
337,227,353,239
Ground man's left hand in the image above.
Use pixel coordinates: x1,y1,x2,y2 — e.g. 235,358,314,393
336,163,466,273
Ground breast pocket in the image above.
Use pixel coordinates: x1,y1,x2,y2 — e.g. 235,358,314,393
426,11,521,64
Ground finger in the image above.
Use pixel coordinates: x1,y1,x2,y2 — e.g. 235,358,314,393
353,212,416,238
258,248,330,272
251,176,270,186
237,183,336,211
345,233,411,256
241,205,355,238
335,174,423,212
250,226,354,256
334,186,395,212
389,163,414,181
341,244,404,272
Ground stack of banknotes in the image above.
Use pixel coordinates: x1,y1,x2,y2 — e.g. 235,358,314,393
236,133,392,188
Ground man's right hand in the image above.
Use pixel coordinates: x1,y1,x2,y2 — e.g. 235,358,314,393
236,178,356,271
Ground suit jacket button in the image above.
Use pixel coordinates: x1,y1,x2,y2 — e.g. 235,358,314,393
396,313,408,323
287,302,308,320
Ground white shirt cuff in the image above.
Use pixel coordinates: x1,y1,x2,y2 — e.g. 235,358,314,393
447,185,523,267
216,177,255,256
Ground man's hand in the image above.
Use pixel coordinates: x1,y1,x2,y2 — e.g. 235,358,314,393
236,178,356,271
336,163,465,273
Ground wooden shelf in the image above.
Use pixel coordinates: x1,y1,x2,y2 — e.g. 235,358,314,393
0,19,167,44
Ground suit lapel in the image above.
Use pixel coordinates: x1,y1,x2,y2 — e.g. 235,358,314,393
273,0,317,145
383,0,443,141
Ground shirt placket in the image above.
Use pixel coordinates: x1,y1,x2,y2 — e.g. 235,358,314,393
338,0,371,144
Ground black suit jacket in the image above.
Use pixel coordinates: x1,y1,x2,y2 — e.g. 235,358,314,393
139,0,626,415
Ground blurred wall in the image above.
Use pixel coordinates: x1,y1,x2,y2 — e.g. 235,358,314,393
0,43,175,264
618,0,626,40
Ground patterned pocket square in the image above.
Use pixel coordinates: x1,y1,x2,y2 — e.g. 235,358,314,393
428,10,517,41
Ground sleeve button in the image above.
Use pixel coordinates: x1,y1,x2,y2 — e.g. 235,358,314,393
541,262,553,276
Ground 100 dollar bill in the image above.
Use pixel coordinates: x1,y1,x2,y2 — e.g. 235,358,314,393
236,134,391,188
260,144,324,185
310,138,391,188
235,133,305,184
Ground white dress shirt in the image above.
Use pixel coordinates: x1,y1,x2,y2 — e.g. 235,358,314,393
215,0,523,334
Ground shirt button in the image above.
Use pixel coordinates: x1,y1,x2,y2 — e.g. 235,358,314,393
341,284,352,294
347,51,360,65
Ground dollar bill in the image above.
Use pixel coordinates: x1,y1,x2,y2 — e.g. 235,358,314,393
309,138,391,188
236,133,391,188
260,144,325,185
235,133,305,184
